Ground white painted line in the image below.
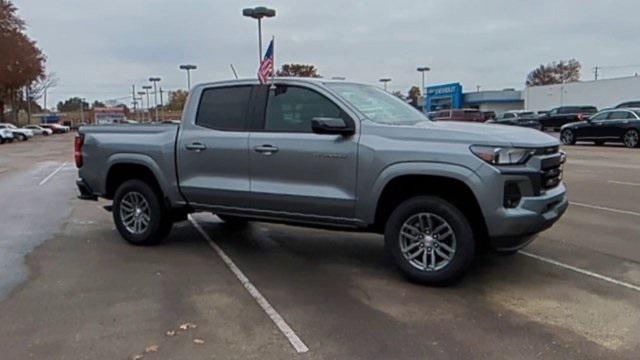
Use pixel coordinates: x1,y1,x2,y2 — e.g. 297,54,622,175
38,161,68,186
520,251,640,293
608,180,640,187
189,216,309,354
571,201,640,217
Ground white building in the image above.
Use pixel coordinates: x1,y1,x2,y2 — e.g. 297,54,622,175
524,75,640,111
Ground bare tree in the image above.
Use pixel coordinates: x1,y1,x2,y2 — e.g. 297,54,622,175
526,59,581,86
29,72,58,111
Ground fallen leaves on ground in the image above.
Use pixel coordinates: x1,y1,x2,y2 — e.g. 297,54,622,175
145,345,158,353
193,338,205,345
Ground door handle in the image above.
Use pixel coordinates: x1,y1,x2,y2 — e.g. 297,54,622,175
185,142,207,152
253,144,279,155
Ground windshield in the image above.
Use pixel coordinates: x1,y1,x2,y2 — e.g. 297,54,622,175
326,83,427,125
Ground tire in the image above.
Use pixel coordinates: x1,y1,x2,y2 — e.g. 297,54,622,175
623,129,639,148
560,129,576,145
113,179,171,245
385,196,475,286
217,214,249,227
16,133,26,141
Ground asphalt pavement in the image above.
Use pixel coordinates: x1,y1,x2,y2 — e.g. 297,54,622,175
0,133,639,359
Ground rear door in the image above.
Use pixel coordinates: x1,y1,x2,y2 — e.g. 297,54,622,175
248,83,359,219
177,85,253,208
603,111,634,138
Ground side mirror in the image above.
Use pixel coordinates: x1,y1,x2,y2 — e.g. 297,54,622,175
311,117,355,135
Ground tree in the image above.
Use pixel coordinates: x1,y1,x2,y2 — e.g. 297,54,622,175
526,59,581,86
404,86,422,109
0,0,46,121
165,90,189,111
276,64,321,78
92,100,106,109
57,97,89,112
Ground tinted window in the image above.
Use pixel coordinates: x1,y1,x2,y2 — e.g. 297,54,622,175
264,85,344,132
196,86,252,131
607,111,632,120
589,112,608,121
503,113,515,119
580,106,597,113
559,107,578,114
616,101,640,108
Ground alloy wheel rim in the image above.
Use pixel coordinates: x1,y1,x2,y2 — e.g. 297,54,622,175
119,191,151,234
562,131,573,144
399,212,457,271
624,131,638,147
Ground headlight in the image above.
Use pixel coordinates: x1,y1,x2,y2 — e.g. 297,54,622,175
470,145,533,165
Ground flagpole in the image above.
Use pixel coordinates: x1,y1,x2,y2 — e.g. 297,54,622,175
270,36,276,89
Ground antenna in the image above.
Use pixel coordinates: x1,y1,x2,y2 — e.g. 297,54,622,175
230,64,239,79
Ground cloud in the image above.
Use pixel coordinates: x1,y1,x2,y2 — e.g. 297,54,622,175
14,0,640,106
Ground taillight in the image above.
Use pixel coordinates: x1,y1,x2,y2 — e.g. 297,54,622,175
74,134,84,167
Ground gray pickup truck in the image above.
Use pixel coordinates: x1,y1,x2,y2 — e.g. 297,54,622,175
76,78,568,285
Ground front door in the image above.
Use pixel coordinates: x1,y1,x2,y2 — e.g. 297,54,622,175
248,83,359,219
177,85,253,208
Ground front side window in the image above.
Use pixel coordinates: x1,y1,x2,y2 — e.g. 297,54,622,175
503,113,515,119
589,112,608,121
264,85,344,132
326,83,427,125
196,86,252,131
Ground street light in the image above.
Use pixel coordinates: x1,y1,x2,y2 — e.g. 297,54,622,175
137,92,146,122
379,78,392,91
149,77,161,122
242,6,276,64
179,64,197,90
142,86,152,122
417,67,430,110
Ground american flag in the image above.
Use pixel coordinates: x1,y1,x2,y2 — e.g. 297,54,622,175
258,39,274,85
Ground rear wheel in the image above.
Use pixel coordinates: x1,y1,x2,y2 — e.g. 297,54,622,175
17,133,27,141
385,196,475,286
560,129,576,145
623,129,639,148
113,179,171,245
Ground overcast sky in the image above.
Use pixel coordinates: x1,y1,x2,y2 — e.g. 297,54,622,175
15,0,640,108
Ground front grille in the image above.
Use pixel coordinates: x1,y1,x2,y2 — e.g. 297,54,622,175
540,150,565,191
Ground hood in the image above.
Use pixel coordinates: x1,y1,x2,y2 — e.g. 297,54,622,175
381,121,559,147
561,120,588,129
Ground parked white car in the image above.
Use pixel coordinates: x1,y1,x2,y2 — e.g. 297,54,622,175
0,127,14,144
23,124,53,136
0,123,33,141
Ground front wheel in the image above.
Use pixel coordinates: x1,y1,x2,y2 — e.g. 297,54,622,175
560,129,576,145
113,179,171,245
623,129,639,148
385,196,475,286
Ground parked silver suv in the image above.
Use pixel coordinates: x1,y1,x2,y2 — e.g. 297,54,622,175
76,78,568,285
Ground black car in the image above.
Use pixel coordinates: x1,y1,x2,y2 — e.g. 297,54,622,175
538,106,598,131
560,109,640,148
615,101,640,109
489,111,542,130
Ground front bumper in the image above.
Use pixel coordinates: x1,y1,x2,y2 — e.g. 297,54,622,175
488,184,568,251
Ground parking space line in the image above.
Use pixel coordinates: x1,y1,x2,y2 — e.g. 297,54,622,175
189,216,310,354
38,161,68,186
520,251,640,293
571,201,640,217
608,180,640,187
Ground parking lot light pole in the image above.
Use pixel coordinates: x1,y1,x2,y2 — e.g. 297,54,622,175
149,77,161,122
379,78,392,92
242,6,276,64
137,91,146,122
142,86,152,122
179,64,197,90
417,67,430,111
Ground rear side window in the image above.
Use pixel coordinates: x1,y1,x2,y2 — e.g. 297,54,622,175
196,86,252,131
607,111,632,120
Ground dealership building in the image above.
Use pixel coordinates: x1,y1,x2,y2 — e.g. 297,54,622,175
425,75,640,115
523,75,640,111
424,83,523,115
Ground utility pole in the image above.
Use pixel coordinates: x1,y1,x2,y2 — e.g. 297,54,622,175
159,87,165,121
142,86,152,121
594,66,599,80
138,91,147,122
80,98,85,125
26,87,32,124
132,85,137,120
149,77,161,122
